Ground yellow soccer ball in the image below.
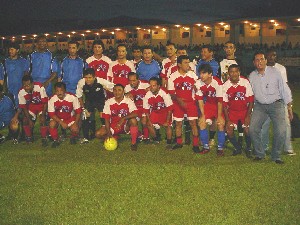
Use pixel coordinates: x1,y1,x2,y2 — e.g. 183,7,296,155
104,137,118,151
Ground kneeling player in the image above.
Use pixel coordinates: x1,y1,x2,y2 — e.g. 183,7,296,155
143,77,173,147
196,64,225,156
223,64,254,157
95,84,139,151
48,82,82,148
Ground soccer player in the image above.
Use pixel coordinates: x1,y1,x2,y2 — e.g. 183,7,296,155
76,68,114,143
143,77,173,146
95,84,139,151
125,72,150,142
0,42,29,107
223,64,254,157
131,45,142,68
196,64,225,156
168,55,200,152
29,35,59,96
160,42,177,87
58,40,87,94
107,44,135,87
86,40,112,80
48,82,82,148
195,45,220,78
0,84,16,144
13,75,48,145
136,46,161,82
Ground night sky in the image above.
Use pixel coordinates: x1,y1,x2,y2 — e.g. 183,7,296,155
1,0,299,35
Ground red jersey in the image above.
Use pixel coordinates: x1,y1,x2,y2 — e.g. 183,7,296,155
167,62,195,79
48,93,82,120
102,97,137,124
86,55,112,79
223,76,254,111
195,77,223,105
124,81,149,109
161,58,176,79
18,82,48,109
107,60,136,87
168,70,198,102
143,89,173,114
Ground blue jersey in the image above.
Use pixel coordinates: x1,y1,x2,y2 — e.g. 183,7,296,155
4,57,29,107
136,60,161,81
60,56,87,94
0,63,4,81
196,59,220,78
0,95,15,129
29,50,59,96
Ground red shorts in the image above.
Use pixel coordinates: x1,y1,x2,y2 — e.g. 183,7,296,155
136,107,145,119
149,111,171,126
28,104,44,120
228,110,247,126
110,120,128,135
204,103,218,120
173,101,198,121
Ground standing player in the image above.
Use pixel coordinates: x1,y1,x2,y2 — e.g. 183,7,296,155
125,72,150,142
143,77,173,147
196,64,225,156
86,40,112,80
48,82,82,148
29,35,59,96
223,64,254,157
160,42,177,87
107,44,135,87
131,45,142,69
76,68,114,143
168,55,200,152
1,42,29,107
95,84,139,151
59,40,87,94
136,46,161,82
12,75,48,145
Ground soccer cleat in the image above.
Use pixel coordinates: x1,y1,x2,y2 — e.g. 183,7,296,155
192,146,200,153
143,138,151,144
131,143,138,151
0,135,5,144
171,143,183,150
286,151,296,156
232,149,242,156
41,138,48,147
152,137,160,144
12,139,19,145
217,149,224,156
199,148,210,154
51,140,60,148
80,138,89,144
70,137,77,145
25,136,33,144
245,149,253,158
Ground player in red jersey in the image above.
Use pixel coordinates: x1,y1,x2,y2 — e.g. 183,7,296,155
10,75,48,146
96,84,139,151
223,64,254,157
161,42,177,87
86,40,112,80
125,72,150,142
143,77,173,147
168,55,200,152
107,44,136,87
195,64,225,156
48,82,82,148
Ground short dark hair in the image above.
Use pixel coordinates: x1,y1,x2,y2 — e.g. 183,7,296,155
68,40,79,48
114,83,125,90
253,51,265,61
266,48,277,54
36,35,47,42
55,82,66,90
128,72,139,79
8,42,20,50
177,45,186,51
142,45,153,53
83,68,95,77
166,42,176,48
117,44,127,50
198,64,213,74
224,41,235,47
177,55,189,64
149,77,161,86
22,75,33,83
202,44,214,52
228,64,240,72
132,45,141,51
92,40,105,50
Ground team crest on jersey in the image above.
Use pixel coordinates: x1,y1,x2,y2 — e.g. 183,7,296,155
176,82,193,91
57,105,71,113
231,92,245,101
111,108,128,117
31,95,42,104
151,102,166,111
114,70,128,77
96,64,107,72
205,90,216,98
135,94,144,101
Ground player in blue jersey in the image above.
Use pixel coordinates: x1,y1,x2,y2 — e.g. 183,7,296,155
29,35,59,96
195,45,220,78
58,40,87,94
0,84,16,144
0,42,30,107
136,46,161,82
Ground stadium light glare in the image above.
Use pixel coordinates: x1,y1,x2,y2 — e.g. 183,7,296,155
58,32,63,35
22,36,26,38
136,27,141,30
115,28,121,31
297,18,300,22
86,30,91,33
102,29,107,32
71,31,76,34
33,34,37,37
175,25,181,27
270,20,275,23
162,28,166,31
219,22,224,26
196,24,201,26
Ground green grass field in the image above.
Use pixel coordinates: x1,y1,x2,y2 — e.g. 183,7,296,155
0,88,299,225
